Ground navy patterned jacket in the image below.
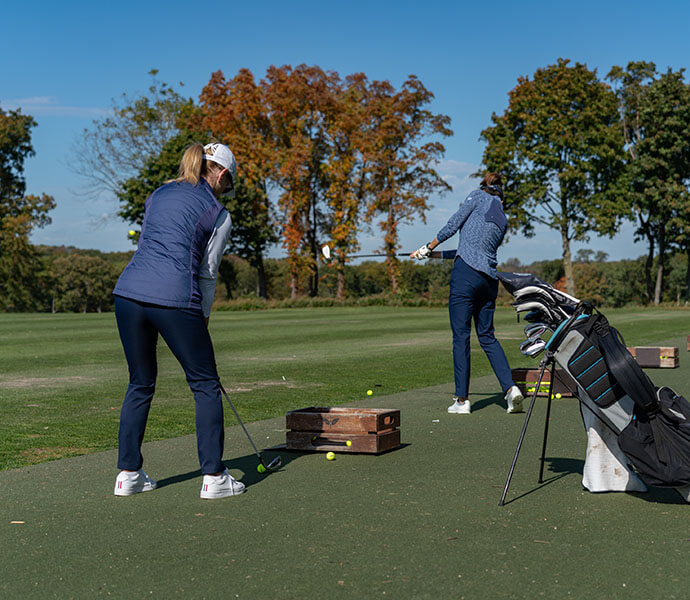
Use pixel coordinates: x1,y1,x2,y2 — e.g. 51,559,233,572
435,189,508,279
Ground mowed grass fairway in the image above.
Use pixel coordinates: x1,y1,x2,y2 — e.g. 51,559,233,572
2,306,689,470
1,307,689,598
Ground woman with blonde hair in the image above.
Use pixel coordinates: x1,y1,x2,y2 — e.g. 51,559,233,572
411,173,523,415
112,142,243,499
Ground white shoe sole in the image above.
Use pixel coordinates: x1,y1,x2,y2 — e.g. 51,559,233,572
200,487,245,499
114,482,157,496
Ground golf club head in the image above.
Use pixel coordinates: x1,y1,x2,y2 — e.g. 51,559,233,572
524,323,551,340
321,245,331,260
521,338,546,357
264,456,282,471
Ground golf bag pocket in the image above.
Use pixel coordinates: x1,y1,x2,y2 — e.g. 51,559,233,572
568,338,622,408
618,387,690,487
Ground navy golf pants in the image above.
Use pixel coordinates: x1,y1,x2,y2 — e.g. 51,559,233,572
114,296,224,474
449,258,514,398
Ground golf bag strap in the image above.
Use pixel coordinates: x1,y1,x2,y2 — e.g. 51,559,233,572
592,318,658,415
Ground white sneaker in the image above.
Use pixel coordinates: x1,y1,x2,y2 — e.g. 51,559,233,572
448,398,471,414
114,469,157,496
505,386,524,414
200,469,245,499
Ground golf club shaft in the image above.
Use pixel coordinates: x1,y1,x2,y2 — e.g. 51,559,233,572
219,383,262,459
339,253,410,259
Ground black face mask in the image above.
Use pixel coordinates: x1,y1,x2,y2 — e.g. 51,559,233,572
480,184,503,200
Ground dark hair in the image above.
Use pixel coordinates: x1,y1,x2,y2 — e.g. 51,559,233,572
479,172,503,199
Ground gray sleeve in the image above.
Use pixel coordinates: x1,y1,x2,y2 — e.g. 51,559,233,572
435,194,478,243
199,209,232,318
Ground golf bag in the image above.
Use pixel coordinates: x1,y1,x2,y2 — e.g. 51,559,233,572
498,272,690,502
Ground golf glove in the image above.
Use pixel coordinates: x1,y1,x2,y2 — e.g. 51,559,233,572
414,244,432,260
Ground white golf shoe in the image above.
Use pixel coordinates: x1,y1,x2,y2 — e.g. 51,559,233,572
505,386,524,414
114,469,157,496
200,469,245,499
448,398,471,414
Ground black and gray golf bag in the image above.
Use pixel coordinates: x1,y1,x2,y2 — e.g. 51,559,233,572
498,271,690,503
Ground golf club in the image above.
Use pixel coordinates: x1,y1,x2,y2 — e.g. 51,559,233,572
524,323,552,340
321,245,411,261
219,383,282,472
521,338,547,357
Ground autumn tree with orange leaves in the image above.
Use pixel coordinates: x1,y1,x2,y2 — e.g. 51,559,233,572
198,64,451,298
363,76,452,293
261,65,340,298
321,73,372,299
199,69,277,298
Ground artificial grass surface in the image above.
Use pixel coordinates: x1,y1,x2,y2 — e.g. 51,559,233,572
1,307,689,470
1,367,688,599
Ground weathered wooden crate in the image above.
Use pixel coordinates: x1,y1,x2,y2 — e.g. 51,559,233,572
285,407,401,454
627,346,679,368
511,368,574,398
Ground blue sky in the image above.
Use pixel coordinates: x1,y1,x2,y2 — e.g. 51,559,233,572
2,0,689,264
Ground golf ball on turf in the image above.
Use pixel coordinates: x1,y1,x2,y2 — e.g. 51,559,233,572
128,229,136,236
326,452,335,460
366,389,373,396
346,440,352,447
555,393,562,399
257,464,266,473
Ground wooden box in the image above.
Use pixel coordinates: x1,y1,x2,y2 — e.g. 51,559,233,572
285,407,401,454
627,346,679,368
511,368,574,398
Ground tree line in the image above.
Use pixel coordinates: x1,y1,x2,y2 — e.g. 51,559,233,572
2,59,690,310
9,244,690,313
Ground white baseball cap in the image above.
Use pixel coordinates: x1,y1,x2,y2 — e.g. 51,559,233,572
203,143,236,185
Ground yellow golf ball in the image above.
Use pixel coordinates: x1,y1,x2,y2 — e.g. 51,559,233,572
128,229,136,236
366,389,373,396
555,393,562,399
346,440,352,447
326,452,335,461
257,464,266,473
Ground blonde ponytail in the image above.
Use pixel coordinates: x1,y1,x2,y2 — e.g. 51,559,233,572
175,143,205,185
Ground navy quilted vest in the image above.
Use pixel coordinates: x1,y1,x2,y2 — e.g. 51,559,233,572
114,180,224,310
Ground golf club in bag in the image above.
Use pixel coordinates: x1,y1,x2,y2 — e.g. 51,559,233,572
496,272,690,505
219,383,282,473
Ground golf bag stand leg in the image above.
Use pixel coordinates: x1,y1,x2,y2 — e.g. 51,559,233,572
499,355,552,507
538,361,557,484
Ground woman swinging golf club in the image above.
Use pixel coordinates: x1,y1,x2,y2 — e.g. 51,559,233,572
112,142,245,499
411,172,524,415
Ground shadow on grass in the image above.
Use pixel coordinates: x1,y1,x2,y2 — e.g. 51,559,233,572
154,448,293,490
500,457,583,506
153,444,411,490
468,392,505,412
501,456,688,506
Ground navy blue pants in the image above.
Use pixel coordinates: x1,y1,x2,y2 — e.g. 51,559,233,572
114,296,224,474
449,258,514,398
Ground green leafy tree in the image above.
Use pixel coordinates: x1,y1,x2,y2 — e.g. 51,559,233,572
479,59,626,295
606,61,658,300
222,178,279,299
49,254,119,313
117,131,197,227
627,70,690,303
0,108,55,310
